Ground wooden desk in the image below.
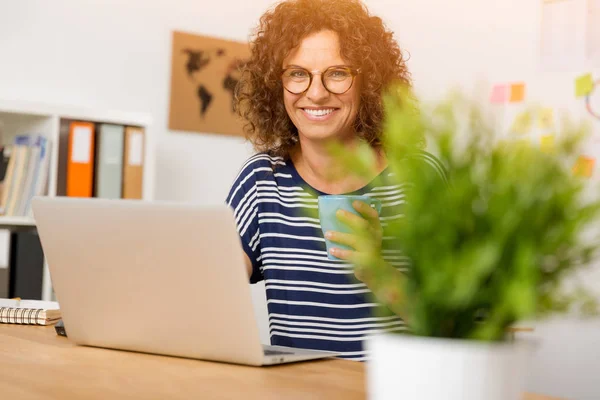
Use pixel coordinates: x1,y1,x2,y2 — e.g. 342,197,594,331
0,325,564,400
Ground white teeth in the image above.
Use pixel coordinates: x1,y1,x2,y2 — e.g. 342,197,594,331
304,108,335,116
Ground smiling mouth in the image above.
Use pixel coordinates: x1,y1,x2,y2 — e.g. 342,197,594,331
302,108,337,117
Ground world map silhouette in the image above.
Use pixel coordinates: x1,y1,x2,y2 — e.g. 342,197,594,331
182,48,244,118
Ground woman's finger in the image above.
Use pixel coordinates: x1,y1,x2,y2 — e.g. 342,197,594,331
352,201,382,232
325,231,360,250
352,200,379,223
335,209,370,232
329,246,354,261
329,246,381,284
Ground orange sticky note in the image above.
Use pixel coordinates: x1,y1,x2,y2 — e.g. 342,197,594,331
490,84,509,103
540,134,555,153
572,155,595,178
509,83,526,103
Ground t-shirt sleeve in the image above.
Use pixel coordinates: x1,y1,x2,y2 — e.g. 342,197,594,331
225,162,263,284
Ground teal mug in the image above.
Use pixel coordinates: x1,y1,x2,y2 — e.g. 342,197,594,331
318,195,382,260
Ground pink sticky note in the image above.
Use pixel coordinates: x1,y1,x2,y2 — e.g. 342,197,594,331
490,84,509,104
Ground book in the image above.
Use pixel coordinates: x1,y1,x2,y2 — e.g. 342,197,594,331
0,139,20,215
0,298,61,325
0,145,11,210
5,135,33,216
0,135,52,216
24,136,52,216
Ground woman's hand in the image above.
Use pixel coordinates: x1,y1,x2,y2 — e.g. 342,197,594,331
324,200,409,321
324,200,383,282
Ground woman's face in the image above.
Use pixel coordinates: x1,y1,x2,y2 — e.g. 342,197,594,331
282,29,361,144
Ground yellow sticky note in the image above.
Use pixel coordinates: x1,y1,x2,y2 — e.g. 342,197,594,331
509,83,526,103
510,111,533,134
538,108,554,129
575,73,594,97
572,155,595,178
540,134,555,153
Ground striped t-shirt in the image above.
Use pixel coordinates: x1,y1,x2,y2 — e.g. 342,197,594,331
225,151,446,361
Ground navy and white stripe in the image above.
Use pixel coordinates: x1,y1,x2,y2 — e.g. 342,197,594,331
226,151,445,361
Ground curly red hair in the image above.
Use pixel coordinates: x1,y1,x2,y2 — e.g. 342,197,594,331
235,0,411,158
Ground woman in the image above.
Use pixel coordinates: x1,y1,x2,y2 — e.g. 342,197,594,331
227,0,445,361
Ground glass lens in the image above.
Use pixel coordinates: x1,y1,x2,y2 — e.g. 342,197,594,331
323,68,353,94
282,68,310,93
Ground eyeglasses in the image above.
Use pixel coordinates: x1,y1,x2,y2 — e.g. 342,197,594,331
281,66,361,95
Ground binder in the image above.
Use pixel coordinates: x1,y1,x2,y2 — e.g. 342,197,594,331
66,122,95,198
94,123,124,199
56,119,71,196
9,231,44,300
122,126,145,199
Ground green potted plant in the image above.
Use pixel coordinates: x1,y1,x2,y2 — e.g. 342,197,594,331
331,86,600,400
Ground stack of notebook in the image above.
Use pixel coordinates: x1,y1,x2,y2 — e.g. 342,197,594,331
0,298,61,325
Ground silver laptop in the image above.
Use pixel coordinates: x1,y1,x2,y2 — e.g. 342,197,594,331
31,196,338,366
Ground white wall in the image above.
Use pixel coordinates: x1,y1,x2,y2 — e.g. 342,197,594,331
1,0,599,398
0,0,268,204
0,0,272,348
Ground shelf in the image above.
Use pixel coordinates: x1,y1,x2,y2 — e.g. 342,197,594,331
0,98,153,127
0,98,154,301
0,216,36,228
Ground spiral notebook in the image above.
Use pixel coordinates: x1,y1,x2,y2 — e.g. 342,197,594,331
0,298,61,325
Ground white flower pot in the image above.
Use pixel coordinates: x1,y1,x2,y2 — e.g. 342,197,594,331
366,333,532,400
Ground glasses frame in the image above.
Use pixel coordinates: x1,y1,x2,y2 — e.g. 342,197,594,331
281,66,362,95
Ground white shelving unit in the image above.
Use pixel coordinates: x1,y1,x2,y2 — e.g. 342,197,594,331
0,99,154,300
0,216,37,227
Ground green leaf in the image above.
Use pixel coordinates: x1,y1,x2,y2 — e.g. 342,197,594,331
306,84,600,341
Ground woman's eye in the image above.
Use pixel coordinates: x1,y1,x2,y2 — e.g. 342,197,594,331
328,70,350,78
290,70,309,78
